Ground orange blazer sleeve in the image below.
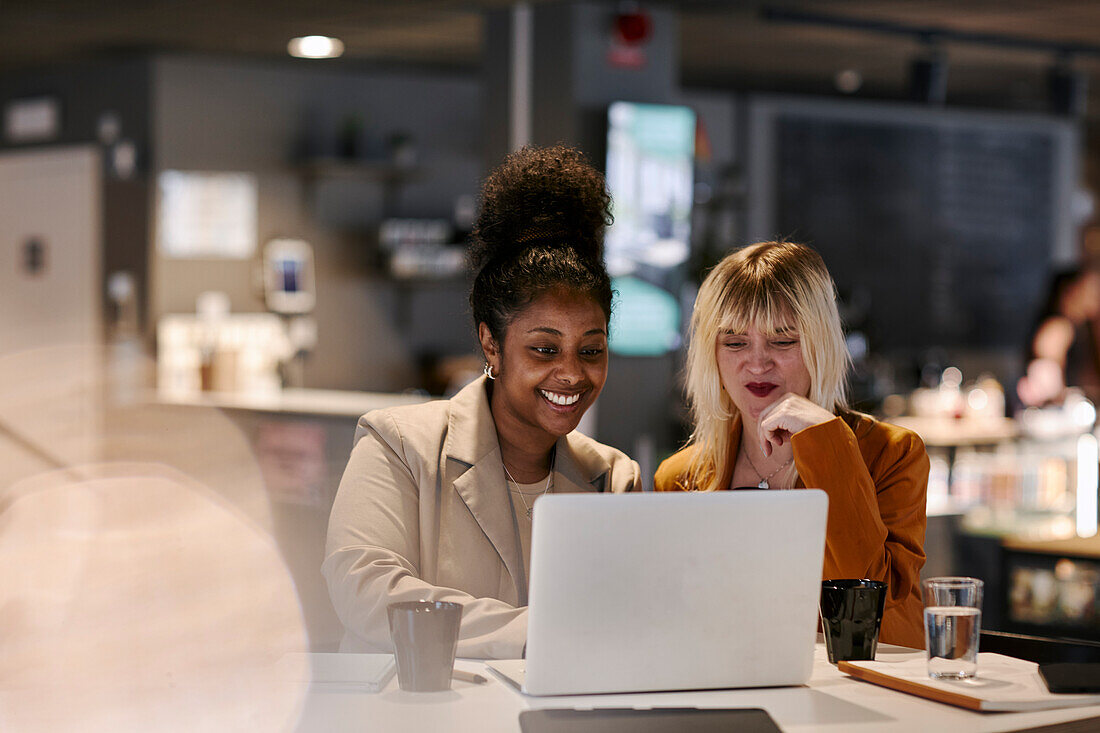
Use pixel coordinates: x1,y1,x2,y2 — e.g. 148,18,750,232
792,415,929,649
654,447,696,492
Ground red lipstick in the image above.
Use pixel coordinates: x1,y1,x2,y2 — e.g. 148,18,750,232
745,382,777,398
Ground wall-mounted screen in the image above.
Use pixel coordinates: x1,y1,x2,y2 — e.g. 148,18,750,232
605,101,695,356
605,101,695,279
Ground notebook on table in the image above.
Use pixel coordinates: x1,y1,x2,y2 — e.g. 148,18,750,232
839,652,1100,712
487,490,828,696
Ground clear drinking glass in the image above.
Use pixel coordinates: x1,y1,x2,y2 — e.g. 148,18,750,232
922,577,983,680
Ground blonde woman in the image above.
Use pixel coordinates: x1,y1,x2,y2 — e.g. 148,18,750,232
655,241,928,648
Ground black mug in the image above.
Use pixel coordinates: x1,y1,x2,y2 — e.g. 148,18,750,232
820,579,887,664
387,601,463,691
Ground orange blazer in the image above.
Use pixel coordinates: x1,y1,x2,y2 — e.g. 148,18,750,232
655,410,929,649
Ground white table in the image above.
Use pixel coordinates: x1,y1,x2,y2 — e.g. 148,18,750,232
293,644,1100,732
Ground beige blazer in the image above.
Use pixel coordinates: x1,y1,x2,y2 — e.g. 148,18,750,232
322,376,640,659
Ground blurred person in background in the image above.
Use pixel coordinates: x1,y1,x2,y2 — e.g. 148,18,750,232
654,241,928,648
1019,223,1100,407
323,146,641,660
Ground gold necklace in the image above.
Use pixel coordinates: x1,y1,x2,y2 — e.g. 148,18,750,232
503,454,555,519
742,445,793,490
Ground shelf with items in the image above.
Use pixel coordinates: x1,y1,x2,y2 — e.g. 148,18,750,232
378,217,465,281
293,157,426,221
890,416,1018,448
1001,534,1100,641
889,367,1097,538
914,425,1096,540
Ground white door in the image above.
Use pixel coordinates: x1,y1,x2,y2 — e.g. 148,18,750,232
0,146,102,482
0,145,101,353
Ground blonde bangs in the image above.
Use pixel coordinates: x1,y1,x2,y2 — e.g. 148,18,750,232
715,280,797,340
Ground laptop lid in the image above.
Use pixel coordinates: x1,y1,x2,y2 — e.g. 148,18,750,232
521,490,828,696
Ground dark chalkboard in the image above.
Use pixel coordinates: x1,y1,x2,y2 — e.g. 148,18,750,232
773,112,1060,353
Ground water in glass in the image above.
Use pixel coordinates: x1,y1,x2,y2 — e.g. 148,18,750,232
924,605,981,679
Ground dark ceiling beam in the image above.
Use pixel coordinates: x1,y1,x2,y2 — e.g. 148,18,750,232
762,5,1100,58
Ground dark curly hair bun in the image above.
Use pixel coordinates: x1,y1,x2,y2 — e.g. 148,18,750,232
470,145,611,271
469,144,614,342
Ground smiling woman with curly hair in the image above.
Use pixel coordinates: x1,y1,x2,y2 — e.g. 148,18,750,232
323,145,640,659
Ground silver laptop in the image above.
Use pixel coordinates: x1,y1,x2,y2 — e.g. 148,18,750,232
487,490,828,696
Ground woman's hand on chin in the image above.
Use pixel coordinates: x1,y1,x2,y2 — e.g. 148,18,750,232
757,393,836,457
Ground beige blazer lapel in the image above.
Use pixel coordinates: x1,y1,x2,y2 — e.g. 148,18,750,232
443,377,523,600
441,377,619,604
555,432,614,494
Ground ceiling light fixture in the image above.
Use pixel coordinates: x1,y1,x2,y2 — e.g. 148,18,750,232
834,69,863,94
288,36,345,59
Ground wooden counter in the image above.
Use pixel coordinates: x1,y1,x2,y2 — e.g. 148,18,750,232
155,386,432,418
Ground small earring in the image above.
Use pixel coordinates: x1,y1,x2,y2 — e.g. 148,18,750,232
484,362,497,380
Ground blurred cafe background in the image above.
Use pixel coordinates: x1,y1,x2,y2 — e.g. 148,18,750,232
4,0,1100,684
